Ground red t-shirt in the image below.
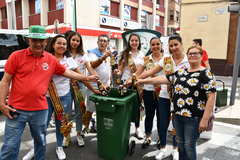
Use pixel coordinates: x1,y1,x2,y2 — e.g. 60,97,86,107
5,48,66,111
201,49,208,67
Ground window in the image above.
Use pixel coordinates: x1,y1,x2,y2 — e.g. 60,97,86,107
169,10,174,21
141,10,148,29
124,5,131,20
0,34,28,61
100,0,110,15
56,0,64,10
155,15,160,26
176,11,180,22
35,0,41,14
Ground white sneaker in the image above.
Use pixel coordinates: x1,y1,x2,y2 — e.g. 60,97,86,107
155,148,169,160
172,149,179,160
22,148,34,160
134,129,144,140
56,147,66,160
76,135,85,147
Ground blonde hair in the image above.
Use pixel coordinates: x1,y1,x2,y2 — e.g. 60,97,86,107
186,46,203,55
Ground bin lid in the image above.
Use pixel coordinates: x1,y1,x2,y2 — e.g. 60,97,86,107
90,91,137,104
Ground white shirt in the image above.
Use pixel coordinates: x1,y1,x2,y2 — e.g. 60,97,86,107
87,52,111,88
47,56,78,97
121,51,144,81
72,53,89,75
158,54,189,99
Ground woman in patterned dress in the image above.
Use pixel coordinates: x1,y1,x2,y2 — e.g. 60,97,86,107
139,35,189,160
137,46,216,160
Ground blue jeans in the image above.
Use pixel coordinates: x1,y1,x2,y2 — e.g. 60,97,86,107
157,97,171,147
143,90,159,135
47,91,72,147
0,109,48,160
173,115,201,160
71,85,85,133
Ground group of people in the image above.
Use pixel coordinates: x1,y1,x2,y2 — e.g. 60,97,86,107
0,24,216,160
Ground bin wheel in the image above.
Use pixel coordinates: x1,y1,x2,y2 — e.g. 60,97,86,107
128,140,136,156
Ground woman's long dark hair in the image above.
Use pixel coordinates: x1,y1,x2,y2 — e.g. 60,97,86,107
119,33,141,66
67,31,84,55
46,34,71,57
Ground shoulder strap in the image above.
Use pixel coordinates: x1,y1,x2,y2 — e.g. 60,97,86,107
48,81,64,120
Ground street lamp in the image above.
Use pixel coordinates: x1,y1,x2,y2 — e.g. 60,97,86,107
228,0,240,105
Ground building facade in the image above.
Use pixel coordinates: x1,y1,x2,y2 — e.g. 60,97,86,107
167,0,181,35
0,0,170,51
180,0,239,76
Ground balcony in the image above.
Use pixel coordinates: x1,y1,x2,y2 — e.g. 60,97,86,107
1,19,8,29
16,16,22,29
29,14,40,25
48,9,64,25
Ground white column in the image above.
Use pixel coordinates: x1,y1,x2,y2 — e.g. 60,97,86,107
22,0,29,28
40,0,48,26
138,0,142,26
0,7,2,28
152,0,157,30
5,0,16,29
118,0,125,51
164,0,169,36
63,0,73,25
120,0,125,31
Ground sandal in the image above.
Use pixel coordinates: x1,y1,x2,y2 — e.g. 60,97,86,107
142,137,151,149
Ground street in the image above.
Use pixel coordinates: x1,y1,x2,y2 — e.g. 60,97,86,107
0,76,240,160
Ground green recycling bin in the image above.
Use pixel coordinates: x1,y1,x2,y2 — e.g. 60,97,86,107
90,89,138,160
216,80,228,107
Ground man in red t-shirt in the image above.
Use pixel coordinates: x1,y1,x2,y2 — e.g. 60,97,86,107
193,39,211,69
0,25,98,160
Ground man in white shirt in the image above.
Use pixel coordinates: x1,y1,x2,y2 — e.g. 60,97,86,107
84,34,112,133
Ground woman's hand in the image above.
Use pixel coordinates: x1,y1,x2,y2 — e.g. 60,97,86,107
86,75,99,82
135,79,145,86
114,69,121,75
93,89,101,95
199,118,209,133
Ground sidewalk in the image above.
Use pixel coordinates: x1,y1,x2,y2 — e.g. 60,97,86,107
0,86,240,160
197,99,240,160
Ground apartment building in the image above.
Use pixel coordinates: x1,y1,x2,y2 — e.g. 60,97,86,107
180,0,238,76
0,0,169,51
167,0,181,35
